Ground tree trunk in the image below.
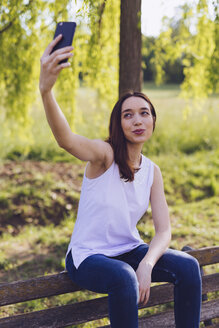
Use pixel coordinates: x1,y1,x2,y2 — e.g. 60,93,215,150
119,0,142,97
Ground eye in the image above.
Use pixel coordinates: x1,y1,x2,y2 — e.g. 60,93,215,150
123,113,132,118
142,111,150,116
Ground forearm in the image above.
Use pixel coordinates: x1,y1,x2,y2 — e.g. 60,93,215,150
141,230,171,268
41,90,73,148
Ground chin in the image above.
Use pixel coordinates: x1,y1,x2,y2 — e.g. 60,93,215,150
124,132,152,144
127,136,149,144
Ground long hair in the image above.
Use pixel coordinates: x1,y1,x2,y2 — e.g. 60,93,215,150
106,91,156,182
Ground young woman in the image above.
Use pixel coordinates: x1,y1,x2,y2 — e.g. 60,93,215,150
39,35,202,328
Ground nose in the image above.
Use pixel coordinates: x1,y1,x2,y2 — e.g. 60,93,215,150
133,114,142,126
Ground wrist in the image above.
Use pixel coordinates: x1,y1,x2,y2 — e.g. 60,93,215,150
141,260,154,270
39,87,52,98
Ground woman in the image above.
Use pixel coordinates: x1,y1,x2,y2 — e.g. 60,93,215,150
39,34,202,328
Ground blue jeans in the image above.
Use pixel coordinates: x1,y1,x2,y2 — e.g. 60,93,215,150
66,244,202,328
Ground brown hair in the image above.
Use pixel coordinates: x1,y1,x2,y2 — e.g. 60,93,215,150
106,91,156,182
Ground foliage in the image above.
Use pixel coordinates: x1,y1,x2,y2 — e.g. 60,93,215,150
181,0,216,99
0,0,73,122
0,0,120,146
0,0,75,154
0,0,39,122
142,36,185,84
151,0,218,98
209,0,219,92
78,0,120,106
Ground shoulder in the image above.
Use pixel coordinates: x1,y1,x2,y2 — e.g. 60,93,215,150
86,140,114,179
151,163,165,193
153,163,162,177
142,156,160,179
90,139,114,163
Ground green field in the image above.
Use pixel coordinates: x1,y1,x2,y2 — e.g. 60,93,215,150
0,83,218,326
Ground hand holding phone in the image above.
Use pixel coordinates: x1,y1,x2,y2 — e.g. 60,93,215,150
50,22,76,64
40,22,76,94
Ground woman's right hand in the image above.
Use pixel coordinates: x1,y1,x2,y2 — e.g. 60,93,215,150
39,34,73,95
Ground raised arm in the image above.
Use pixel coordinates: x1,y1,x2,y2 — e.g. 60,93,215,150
39,34,112,165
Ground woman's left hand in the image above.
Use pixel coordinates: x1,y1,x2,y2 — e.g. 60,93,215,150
136,261,153,305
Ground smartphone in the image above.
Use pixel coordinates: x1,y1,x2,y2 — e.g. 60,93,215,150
51,22,76,64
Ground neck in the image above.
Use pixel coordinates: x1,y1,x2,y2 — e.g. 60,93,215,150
127,143,143,168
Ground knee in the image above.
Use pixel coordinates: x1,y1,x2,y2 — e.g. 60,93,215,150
180,255,201,288
109,264,139,295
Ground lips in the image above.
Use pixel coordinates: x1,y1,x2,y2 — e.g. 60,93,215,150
132,129,145,135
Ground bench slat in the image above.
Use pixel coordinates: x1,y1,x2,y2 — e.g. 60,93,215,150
0,273,218,327
188,246,219,266
100,299,219,328
0,296,108,328
138,299,219,328
0,272,82,307
0,246,218,307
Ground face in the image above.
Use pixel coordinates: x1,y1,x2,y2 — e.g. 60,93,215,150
121,96,154,144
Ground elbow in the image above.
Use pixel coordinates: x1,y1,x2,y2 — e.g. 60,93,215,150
168,231,172,246
155,228,171,248
161,228,172,249
57,140,66,150
58,141,67,150
167,228,172,247
57,139,71,152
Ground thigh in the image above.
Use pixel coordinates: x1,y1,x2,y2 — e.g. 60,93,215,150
117,245,198,284
115,244,150,271
66,251,138,294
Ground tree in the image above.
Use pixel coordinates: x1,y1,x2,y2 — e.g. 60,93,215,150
151,0,218,98
119,0,142,96
181,0,216,99
142,35,184,83
2,0,217,139
0,0,71,124
0,0,144,130
78,0,120,106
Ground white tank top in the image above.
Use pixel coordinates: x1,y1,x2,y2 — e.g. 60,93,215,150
66,154,154,269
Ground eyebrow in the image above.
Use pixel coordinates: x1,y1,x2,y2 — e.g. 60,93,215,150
122,107,150,113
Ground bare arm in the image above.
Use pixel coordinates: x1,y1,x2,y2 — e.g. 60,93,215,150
39,34,111,164
136,164,171,305
142,164,171,266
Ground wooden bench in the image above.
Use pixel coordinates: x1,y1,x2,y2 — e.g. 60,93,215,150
0,246,218,327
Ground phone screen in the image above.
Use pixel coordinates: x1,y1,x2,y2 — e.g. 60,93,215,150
51,22,76,63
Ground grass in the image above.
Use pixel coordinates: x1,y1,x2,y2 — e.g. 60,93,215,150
0,83,218,326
